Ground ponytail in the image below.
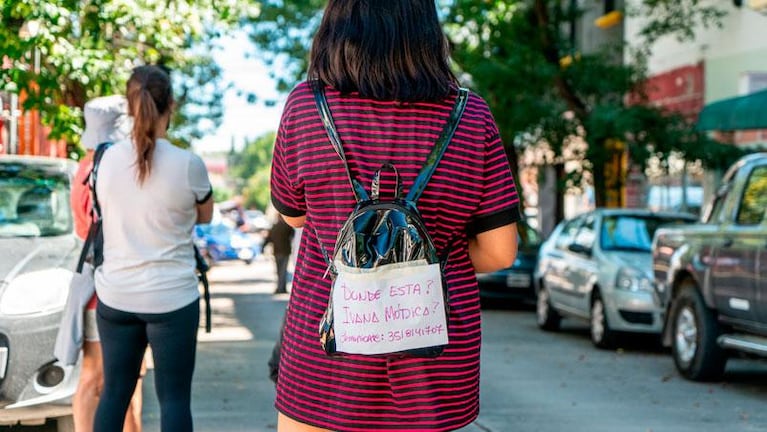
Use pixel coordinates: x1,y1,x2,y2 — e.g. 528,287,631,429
126,65,173,185
132,89,158,184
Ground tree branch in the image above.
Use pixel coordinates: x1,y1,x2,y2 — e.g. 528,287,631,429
533,0,589,120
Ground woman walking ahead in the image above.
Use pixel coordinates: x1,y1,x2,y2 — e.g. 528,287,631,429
270,1,520,431
93,65,213,432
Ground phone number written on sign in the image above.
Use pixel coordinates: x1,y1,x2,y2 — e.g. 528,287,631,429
340,324,446,344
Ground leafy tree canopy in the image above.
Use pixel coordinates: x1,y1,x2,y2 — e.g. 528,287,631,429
228,131,276,211
0,0,259,152
444,0,739,206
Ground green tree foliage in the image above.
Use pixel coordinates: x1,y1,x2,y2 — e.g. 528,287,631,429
444,0,741,208
0,0,258,153
246,0,324,96
228,132,276,211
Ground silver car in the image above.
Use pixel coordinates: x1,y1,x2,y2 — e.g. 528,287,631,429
0,156,80,430
534,208,696,348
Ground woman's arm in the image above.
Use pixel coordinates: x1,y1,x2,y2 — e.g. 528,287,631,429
196,196,214,224
468,223,518,273
281,214,306,228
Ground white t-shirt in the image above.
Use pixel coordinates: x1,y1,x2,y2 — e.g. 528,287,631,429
95,138,212,314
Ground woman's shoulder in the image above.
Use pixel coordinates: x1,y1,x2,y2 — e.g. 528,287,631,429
280,81,323,123
286,81,314,104
153,139,203,165
459,88,492,116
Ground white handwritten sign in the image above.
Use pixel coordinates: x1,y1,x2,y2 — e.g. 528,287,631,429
332,260,448,355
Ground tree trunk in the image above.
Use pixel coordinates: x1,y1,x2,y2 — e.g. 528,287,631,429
592,163,606,208
554,162,566,223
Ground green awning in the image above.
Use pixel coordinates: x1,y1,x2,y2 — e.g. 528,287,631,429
696,89,767,131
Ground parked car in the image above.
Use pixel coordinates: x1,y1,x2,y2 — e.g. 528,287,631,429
477,220,541,304
653,152,767,381
194,223,260,265
0,156,80,430
535,208,696,348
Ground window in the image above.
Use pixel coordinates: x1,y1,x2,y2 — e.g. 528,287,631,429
600,215,693,253
573,215,596,251
736,165,767,225
739,72,767,95
0,162,72,237
555,216,582,251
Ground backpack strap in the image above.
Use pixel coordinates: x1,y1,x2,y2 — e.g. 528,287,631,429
405,88,469,203
75,226,95,273
310,80,469,204
89,142,112,222
194,244,212,333
75,142,112,272
310,80,370,202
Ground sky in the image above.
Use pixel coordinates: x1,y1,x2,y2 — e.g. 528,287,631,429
193,32,286,155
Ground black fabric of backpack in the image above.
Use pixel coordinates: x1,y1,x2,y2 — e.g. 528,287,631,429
311,80,469,357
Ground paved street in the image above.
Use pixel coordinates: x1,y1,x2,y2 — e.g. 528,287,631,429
4,257,767,431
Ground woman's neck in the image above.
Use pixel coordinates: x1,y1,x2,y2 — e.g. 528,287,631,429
155,113,170,139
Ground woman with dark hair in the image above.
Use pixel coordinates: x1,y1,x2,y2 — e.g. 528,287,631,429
270,1,520,431
93,65,214,432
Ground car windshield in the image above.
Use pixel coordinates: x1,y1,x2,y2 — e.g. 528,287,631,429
0,162,72,238
600,215,690,253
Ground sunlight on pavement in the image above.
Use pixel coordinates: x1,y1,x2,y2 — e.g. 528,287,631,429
198,297,254,342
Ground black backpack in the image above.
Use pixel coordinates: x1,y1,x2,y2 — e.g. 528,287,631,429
311,81,469,357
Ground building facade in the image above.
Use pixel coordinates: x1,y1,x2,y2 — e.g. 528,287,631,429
625,0,767,146
624,0,767,203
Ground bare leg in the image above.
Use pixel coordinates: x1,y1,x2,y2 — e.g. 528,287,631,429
73,341,103,432
277,412,333,432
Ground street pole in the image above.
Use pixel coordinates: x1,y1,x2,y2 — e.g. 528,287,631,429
33,47,42,155
9,93,18,154
18,19,42,156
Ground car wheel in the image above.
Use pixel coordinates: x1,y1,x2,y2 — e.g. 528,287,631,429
537,282,561,331
590,292,615,349
670,282,727,381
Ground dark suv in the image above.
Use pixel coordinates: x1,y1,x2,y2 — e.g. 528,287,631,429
653,152,767,381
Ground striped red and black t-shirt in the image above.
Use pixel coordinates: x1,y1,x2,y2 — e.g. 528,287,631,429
271,81,520,431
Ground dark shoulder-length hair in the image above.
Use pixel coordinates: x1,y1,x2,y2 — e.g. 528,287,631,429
308,0,458,102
